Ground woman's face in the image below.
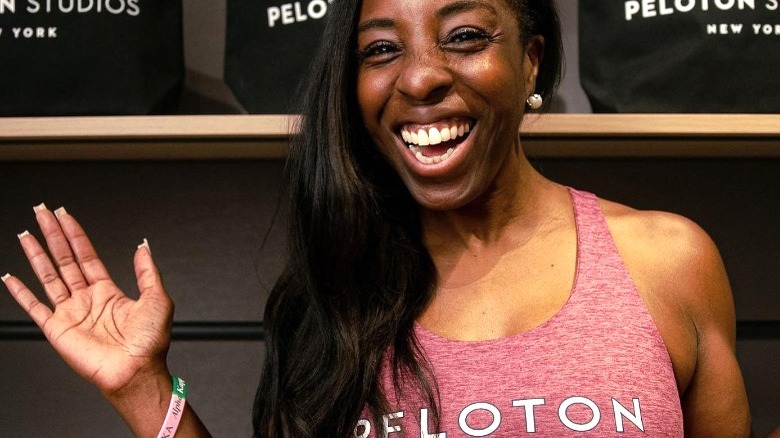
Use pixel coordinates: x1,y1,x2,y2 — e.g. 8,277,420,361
356,0,541,210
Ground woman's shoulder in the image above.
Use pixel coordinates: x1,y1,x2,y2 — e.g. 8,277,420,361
594,195,737,394
596,196,731,315
596,196,725,296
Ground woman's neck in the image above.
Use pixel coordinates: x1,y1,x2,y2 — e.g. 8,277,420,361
420,151,558,252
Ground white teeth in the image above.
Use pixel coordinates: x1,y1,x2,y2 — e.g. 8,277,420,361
428,127,442,145
410,145,457,165
402,122,472,147
417,129,430,146
440,127,451,142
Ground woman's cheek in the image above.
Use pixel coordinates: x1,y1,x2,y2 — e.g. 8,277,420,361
458,55,525,103
356,73,373,120
358,70,393,109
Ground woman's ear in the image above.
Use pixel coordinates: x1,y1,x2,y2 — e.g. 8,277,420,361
524,35,545,92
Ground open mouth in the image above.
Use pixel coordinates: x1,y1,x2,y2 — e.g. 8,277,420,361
399,119,473,165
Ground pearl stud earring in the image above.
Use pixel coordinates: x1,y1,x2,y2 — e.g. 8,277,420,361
526,93,543,110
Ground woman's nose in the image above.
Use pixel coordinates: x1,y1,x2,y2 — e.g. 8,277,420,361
395,51,453,104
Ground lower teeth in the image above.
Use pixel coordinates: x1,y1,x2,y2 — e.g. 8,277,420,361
411,146,455,164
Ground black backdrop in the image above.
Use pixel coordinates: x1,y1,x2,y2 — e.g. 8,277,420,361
0,0,183,116
225,0,331,114
580,1,780,113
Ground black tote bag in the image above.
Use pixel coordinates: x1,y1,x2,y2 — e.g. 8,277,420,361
0,0,183,116
225,0,332,114
579,1,780,113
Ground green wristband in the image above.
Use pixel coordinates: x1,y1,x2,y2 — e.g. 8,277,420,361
172,375,187,398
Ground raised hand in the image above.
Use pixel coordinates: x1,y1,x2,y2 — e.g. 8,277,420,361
3,205,212,437
2,204,174,397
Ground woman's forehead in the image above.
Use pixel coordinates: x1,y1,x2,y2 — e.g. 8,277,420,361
357,0,516,22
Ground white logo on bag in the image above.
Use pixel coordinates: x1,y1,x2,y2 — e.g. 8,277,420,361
0,0,143,41
624,0,777,21
621,0,780,37
6,26,56,38
0,0,140,16
267,0,334,28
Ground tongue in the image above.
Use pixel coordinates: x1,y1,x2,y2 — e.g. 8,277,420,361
420,142,452,157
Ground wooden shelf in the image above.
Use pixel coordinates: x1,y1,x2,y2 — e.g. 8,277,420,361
522,114,780,137
0,115,293,140
1,114,779,160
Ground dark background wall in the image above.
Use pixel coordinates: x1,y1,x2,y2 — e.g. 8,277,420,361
1,1,778,437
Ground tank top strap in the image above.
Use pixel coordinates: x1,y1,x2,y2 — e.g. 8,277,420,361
568,187,638,304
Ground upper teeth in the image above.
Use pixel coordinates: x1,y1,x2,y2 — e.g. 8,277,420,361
401,121,471,147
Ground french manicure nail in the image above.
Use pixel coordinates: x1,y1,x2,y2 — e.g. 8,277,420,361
17,230,30,240
1,273,10,283
54,207,67,218
33,203,47,213
138,238,151,255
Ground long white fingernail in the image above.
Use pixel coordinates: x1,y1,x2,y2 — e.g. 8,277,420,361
138,238,151,254
54,207,67,218
17,230,30,240
33,203,47,213
1,273,10,283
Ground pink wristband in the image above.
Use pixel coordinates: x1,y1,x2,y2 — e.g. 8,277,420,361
157,376,187,438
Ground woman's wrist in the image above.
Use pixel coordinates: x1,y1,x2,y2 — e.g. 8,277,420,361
104,367,174,437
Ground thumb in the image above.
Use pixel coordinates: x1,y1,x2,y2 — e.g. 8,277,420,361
133,238,169,302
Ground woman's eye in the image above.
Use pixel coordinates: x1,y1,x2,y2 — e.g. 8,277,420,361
357,42,401,64
445,28,492,48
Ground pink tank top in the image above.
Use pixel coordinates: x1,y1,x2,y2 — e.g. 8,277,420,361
356,188,683,437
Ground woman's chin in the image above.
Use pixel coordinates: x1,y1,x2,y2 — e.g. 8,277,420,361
407,184,478,212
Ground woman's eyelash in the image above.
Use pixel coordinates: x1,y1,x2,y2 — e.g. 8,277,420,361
356,42,400,62
357,28,493,62
447,28,492,44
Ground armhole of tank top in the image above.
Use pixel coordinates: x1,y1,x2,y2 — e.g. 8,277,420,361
586,191,683,398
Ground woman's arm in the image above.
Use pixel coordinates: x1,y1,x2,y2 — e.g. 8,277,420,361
2,205,211,437
606,202,751,437
673,224,751,437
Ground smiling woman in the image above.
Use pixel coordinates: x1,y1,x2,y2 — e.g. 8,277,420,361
356,0,538,210
255,0,750,436
2,1,752,437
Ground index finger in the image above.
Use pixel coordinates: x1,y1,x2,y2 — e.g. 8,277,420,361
53,208,111,285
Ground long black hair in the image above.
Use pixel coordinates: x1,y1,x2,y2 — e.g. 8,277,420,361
253,1,562,436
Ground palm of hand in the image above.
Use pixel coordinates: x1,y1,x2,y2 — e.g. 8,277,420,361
4,206,174,396
45,279,172,393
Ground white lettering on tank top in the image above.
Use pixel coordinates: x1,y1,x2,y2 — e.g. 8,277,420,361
357,396,644,436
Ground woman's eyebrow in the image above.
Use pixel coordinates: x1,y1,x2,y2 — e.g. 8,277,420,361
358,18,396,34
438,0,498,19
358,0,497,34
